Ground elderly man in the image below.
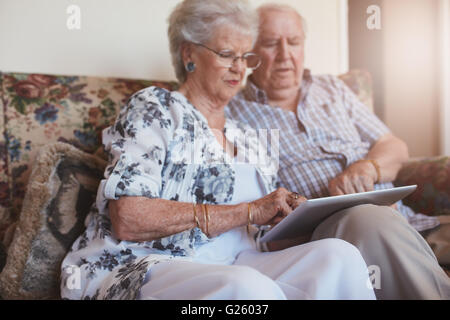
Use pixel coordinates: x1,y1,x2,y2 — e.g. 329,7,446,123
226,3,450,299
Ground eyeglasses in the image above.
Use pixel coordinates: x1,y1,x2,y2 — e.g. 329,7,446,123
193,43,261,70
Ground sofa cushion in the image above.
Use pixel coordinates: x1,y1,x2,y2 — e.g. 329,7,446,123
0,241,5,273
0,72,12,239
0,72,177,241
0,142,106,299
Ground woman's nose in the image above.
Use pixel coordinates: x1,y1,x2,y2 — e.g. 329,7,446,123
230,57,246,72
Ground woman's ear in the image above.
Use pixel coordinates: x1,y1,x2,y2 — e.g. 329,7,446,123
180,42,193,66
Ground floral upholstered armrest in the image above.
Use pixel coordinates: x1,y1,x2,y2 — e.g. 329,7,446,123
394,156,450,216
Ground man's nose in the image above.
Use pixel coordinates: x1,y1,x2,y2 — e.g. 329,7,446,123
277,39,290,61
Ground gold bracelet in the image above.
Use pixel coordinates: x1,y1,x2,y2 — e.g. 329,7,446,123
368,159,381,184
192,203,200,228
198,203,205,234
203,204,210,237
247,202,254,235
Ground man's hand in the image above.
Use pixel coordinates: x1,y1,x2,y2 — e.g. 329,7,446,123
328,160,378,196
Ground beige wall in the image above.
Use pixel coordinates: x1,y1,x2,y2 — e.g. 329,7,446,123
382,0,440,157
0,0,348,81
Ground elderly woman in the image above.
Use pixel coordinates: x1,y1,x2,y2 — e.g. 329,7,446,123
60,0,375,300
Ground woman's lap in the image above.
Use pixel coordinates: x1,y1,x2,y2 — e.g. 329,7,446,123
138,258,287,299
138,238,375,300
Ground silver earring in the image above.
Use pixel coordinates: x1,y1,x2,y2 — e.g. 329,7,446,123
186,62,196,73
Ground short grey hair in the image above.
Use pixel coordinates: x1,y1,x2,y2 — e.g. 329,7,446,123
168,0,259,83
257,3,308,38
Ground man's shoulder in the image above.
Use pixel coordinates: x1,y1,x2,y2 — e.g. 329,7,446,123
310,73,346,89
305,73,351,102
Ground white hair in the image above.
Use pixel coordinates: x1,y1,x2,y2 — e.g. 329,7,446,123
167,0,259,83
257,3,308,38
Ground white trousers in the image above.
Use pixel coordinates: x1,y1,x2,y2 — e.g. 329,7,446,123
139,238,376,300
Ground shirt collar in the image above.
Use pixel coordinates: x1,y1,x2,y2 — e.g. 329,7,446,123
243,68,313,105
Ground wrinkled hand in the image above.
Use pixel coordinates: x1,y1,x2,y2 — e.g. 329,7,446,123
328,160,378,196
250,188,307,226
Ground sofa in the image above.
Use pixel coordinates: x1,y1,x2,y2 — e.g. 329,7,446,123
0,70,448,299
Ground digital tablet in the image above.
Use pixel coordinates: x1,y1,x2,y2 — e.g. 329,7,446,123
260,185,417,242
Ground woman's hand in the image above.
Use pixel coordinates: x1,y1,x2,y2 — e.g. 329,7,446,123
250,188,307,226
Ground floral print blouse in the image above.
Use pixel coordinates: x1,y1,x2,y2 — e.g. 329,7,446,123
60,86,279,299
